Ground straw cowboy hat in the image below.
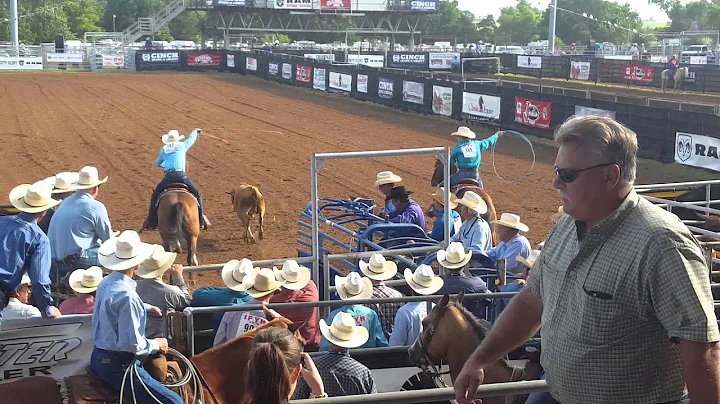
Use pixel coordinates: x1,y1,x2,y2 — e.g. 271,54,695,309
43,172,79,194
245,267,286,298
273,260,311,290
451,126,477,139
516,250,541,270
18,274,31,288
9,181,61,214
455,191,487,215
222,258,258,291
69,266,104,294
136,245,178,279
431,187,458,209
98,230,155,271
437,242,472,270
162,129,185,144
358,253,398,281
491,213,529,233
551,206,564,223
404,265,444,295
319,311,369,349
374,171,403,188
72,166,108,190
335,272,373,300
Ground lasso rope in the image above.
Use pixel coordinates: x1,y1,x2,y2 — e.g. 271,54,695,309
489,130,536,184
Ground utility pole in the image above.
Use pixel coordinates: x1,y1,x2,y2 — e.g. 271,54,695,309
548,0,557,55
10,0,19,48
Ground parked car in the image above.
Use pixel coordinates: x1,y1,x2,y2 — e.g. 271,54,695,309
495,45,525,55
681,44,716,63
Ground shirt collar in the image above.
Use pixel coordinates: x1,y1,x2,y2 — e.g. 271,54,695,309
8,298,20,304
329,349,351,356
16,213,37,224
108,270,136,288
574,189,638,242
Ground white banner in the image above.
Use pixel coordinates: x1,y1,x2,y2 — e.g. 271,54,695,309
517,55,541,69
246,57,257,71
313,68,326,91
272,0,312,8
402,81,424,104
46,53,84,63
574,105,616,120
269,62,279,75
329,72,352,92
0,315,93,383
102,54,124,67
432,85,453,116
690,56,708,65
227,54,235,68
282,63,292,79
304,54,335,62
0,56,43,70
347,54,384,68
570,61,590,80
462,92,501,120
357,74,368,93
428,52,460,70
675,132,720,171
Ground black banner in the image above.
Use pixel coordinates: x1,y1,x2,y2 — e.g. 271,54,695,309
136,51,182,71
389,52,427,69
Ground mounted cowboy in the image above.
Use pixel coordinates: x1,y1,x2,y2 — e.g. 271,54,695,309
439,126,504,189
143,128,210,232
666,54,679,86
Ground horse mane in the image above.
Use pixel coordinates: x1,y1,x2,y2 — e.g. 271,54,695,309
449,301,513,369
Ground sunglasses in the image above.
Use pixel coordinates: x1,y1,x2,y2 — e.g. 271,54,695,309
554,163,616,183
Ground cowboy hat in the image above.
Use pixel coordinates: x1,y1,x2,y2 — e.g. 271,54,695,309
72,166,108,190
320,312,369,349
516,250,541,270
68,266,103,294
245,267,285,298
550,206,564,223
18,274,32,288
455,191,487,215
451,126,476,139
162,129,185,144
273,260,311,290
43,172,79,194
437,242,472,270
358,253,398,281
491,213,529,233
431,187,458,209
98,230,155,271
136,245,178,279
389,186,413,201
335,272,373,300
404,265,444,295
221,258,258,291
374,171,402,188
9,181,61,214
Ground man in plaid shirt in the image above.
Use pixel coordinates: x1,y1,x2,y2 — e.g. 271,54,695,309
455,116,720,404
359,253,405,339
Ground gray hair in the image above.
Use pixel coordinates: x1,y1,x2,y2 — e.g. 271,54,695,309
554,115,638,183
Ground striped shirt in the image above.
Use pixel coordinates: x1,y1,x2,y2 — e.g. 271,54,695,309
365,283,404,339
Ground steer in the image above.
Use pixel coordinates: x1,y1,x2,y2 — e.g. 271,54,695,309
226,184,265,244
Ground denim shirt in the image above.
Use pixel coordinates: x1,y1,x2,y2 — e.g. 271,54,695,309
155,130,198,172
48,192,114,260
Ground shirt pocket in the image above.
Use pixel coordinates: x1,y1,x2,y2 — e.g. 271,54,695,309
575,267,632,346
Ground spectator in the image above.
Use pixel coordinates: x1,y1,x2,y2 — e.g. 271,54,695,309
359,253,404,340
450,191,493,253
484,213,532,276
389,265,444,346
374,171,403,218
271,260,321,351
500,250,539,307
427,187,461,242
1,274,41,319
387,186,426,231
38,172,78,234
191,259,253,332
437,242,491,320
60,266,103,315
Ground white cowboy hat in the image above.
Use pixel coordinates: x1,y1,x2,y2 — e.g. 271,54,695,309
374,171,403,188
455,191,487,215
319,311,369,349
404,265,444,295
162,129,185,144
72,166,108,190
516,250,541,270
491,213,529,233
431,187,458,209
335,272,373,300
437,242,472,270
221,258,258,291
550,206,564,223
246,267,286,298
98,230,155,271
18,274,32,287
43,172,79,194
68,266,103,294
9,181,61,214
136,245,178,279
273,260,311,290
451,126,476,139
358,253,398,281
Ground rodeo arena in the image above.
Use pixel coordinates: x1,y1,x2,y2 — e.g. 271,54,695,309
4,0,720,403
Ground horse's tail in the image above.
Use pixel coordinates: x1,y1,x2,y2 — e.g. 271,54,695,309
168,202,185,251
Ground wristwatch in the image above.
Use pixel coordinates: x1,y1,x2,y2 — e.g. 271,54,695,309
309,392,328,399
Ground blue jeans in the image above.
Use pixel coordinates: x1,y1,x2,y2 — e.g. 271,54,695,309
147,171,204,229
438,169,482,189
90,348,183,404
525,371,559,404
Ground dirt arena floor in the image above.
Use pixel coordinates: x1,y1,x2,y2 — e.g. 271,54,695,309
0,71,704,289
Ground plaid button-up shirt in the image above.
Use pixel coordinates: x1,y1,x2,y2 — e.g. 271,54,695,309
292,351,376,399
526,190,719,404
366,283,404,339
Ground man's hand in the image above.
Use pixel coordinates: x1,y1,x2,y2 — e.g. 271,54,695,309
454,360,486,404
149,306,163,317
48,306,62,318
155,338,169,355
168,264,184,278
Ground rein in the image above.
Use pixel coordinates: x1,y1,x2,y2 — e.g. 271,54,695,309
414,306,451,388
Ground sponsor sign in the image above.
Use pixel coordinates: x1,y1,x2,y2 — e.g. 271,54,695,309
389,52,426,69
675,132,720,172
314,68,326,91
205,0,246,5
46,53,84,63
517,56,541,69
515,97,551,129
102,55,124,67
329,72,352,92
187,52,221,67
685,69,697,84
651,56,668,63
140,51,180,64
462,92,501,120
357,74,369,93
432,85,453,116
282,63,292,79
574,105,616,120
304,54,335,62
320,0,351,9
227,54,235,68
272,0,312,9
570,61,590,80
268,62,279,75
246,57,258,71
690,56,707,65
347,54,384,68
0,56,43,70
378,78,394,99
623,65,654,82
402,81,424,104
410,0,438,11
296,65,312,83
428,53,460,70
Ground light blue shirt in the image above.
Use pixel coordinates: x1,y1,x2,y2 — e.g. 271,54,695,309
429,209,461,241
485,235,532,276
389,302,429,347
93,271,159,356
450,135,498,169
48,192,114,260
155,130,198,171
450,216,493,252
320,305,388,351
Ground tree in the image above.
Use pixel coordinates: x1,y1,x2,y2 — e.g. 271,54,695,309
540,0,643,45
496,0,543,45
65,0,104,37
476,15,496,43
423,0,479,42
168,11,206,41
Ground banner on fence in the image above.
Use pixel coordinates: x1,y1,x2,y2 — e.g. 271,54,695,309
428,53,460,70
296,65,312,82
514,97,551,129
517,56,541,69
102,55,124,67
575,105,615,119
282,63,293,79
271,0,312,8
329,72,351,92
347,54,384,68
0,315,93,384
570,61,590,80
268,61,279,75
378,78,394,99
314,68,326,90
304,54,335,61
357,74,369,93
226,54,235,68
46,53,84,63
403,81,424,104
462,92,501,120
690,56,708,64
410,0,438,11
188,52,221,67
432,85,453,116
140,51,180,65
623,65,654,82
246,57,258,71
206,0,246,5
0,56,43,70
675,132,720,171
389,53,426,69
320,0,351,9
651,56,669,63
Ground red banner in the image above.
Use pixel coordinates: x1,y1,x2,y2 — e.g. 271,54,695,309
623,65,654,82
514,97,552,130
187,52,221,67
296,65,312,83
320,0,351,9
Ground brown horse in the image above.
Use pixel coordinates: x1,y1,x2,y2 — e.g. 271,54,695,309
408,292,543,404
158,186,200,266
430,157,459,188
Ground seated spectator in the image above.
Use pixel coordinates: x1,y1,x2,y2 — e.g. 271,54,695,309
1,274,41,319
484,213,532,276
389,265,444,346
374,171,403,218
387,186,426,231
38,172,78,234
136,245,191,338
191,263,253,332
436,242,490,319
500,250,539,307
428,187,462,242
60,266,103,314
293,312,377,399
359,253,404,340
450,191,492,252
271,260,321,352
321,272,388,350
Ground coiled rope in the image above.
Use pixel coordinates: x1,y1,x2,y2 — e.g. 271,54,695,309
489,130,536,184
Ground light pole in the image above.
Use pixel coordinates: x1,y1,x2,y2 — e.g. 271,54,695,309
113,14,116,32
10,0,18,48
548,0,557,54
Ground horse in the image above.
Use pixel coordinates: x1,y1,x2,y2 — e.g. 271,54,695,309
661,66,688,92
430,157,459,188
408,292,543,404
158,185,200,266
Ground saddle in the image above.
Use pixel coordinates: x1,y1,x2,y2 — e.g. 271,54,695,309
155,183,196,207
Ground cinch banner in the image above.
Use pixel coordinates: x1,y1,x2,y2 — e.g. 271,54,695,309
514,97,551,129
675,132,720,172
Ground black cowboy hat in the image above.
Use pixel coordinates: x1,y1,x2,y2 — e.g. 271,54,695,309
390,186,413,200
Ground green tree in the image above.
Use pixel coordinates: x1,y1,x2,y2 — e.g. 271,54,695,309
496,0,543,45
168,11,205,41
423,0,479,42
476,15,496,43
540,0,642,45
65,0,104,37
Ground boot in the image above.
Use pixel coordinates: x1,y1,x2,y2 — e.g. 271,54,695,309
201,214,211,230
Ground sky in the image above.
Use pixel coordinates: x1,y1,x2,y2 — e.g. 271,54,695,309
457,0,672,22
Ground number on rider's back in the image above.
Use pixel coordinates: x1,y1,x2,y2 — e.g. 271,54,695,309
164,143,180,154
461,143,477,159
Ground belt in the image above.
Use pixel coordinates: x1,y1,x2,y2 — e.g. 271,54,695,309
458,167,478,171
165,169,185,174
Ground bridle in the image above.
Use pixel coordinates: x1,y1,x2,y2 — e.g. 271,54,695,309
414,306,451,388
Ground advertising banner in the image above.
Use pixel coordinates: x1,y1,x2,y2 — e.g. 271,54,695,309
102,55,124,67
0,56,43,70
357,74,369,93
347,54,384,68
140,51,180,64
410,0,438,11
329,72,352,92
46,53,84,63
462,92,501,120
282,63,292,79
389,52,426,69
271,0,312,9
314,68,326,90
296,65,312,83
304,54,335,61
246,57,258,71
205,0,246,5
570,61,590,80
227,54,235,68
623,65,654,82
574,105,615,120
320,0,351,9
517,56,541,69
402,81,424,104
187,52,221,67
268,61,279,75
428,53,460,70
378,78,394,99
514,97,551,129
432,85,453,116
675,132,720,172
690,56,707,64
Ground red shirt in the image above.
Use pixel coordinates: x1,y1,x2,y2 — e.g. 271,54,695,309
59,294,95,315
270,280,320,346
